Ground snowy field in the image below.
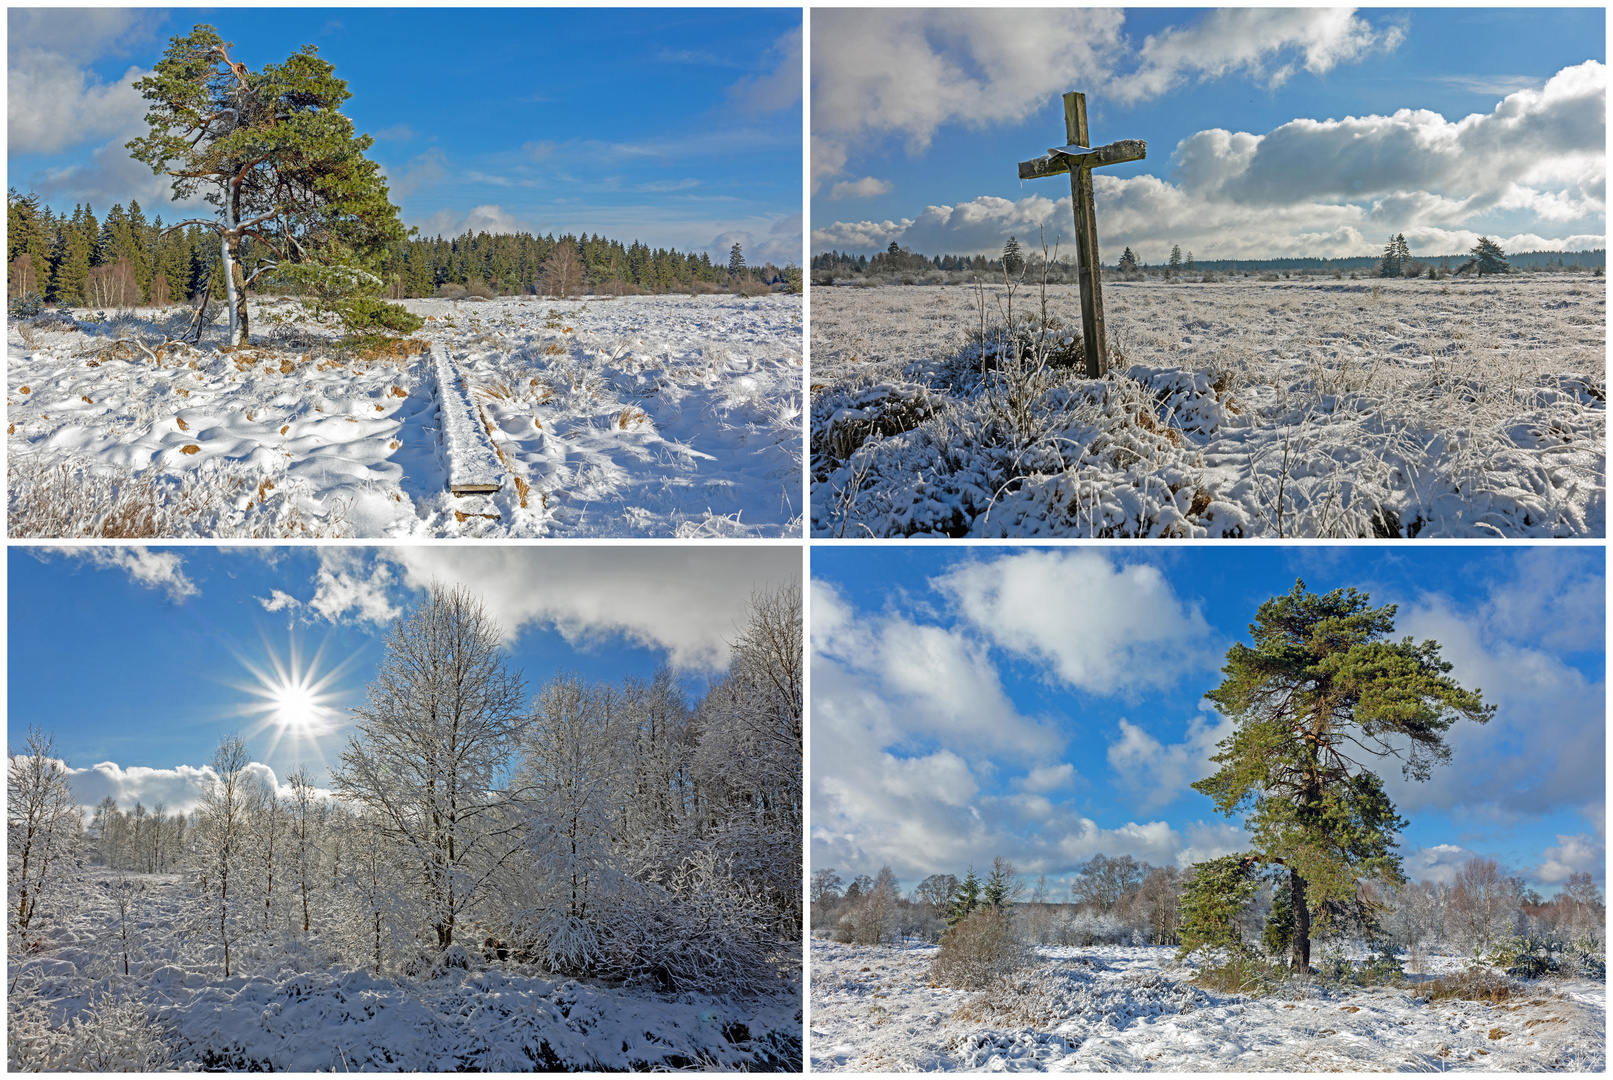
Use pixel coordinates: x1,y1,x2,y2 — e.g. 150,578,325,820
7,293,803,538
809,940,1604,1072
810,276,1604,537
9,872,802,1071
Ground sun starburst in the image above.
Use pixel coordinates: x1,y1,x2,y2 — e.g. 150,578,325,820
231,629,357,770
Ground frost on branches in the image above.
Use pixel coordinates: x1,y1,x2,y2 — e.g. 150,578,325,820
6,585,803,1072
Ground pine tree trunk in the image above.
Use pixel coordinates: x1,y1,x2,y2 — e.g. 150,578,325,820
1289,869,1310,973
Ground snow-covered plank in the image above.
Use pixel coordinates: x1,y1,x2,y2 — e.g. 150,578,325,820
431,341,503,496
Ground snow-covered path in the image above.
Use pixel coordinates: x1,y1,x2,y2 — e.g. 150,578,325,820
809,941,1604,1072
8,293,803,537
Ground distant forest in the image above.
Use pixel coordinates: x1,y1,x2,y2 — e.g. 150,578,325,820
7,189,794,307
812,245,1606,279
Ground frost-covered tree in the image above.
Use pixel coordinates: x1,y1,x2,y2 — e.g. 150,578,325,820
248,776,287,935
332,583,529,953
1117,246,1138,273
1168,244,1183,274
126,24,410,344
1194,580,1493,971
195,733,253,976
1470,236,1509,275
8,727,80,948
285,766,321,934
1001,236,1024,278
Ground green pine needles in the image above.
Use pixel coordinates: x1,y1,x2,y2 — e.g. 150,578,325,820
127,25,412,346
1187,580,1493,974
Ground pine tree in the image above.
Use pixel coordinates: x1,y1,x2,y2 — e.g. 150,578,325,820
982,856,1021,909
1193,580,1493,972
1168,244,1183,275
1470,237,1509,276
1001,236,1024,277
728,241,746,278
1185,251,1196,272
127,24,410,344
1117,246,1138,273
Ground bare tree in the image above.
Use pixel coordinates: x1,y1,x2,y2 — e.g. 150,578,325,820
250,777,286,935
8,727,80,948
195,733,252,976
286,767,320,934
1450,856,1518,953
542,242,583,298
332,583,529,952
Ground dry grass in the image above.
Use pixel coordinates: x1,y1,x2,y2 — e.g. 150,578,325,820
1425,968,1519,1004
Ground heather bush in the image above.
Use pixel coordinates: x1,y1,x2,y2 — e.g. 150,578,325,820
929,907,1034,990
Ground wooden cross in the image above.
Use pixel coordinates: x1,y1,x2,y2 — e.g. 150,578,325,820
1017,91,1145,378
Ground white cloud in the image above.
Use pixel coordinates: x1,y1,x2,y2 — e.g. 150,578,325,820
1537,833,1603,885
42,546,197,602
830,177,893,201
412,203,536,240
1017,763,1076,794
258,589,301,613
384,147,447,200
1107,708,1234,812
7,9,160,156
711,216,801,268
727,26,801,113
384,547,797,672
1404,842,1477,885
307,550,402,626
1117,9,1405,104
815,60,1606,260
936,550,1217,697
62,757,330,816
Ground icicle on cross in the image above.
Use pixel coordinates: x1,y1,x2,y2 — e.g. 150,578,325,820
1017,91,1145,378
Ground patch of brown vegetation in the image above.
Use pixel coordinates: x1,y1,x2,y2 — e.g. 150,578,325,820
1487,1028,1507,1040
81,395,93,404
19,386,30,394
1427,969,1517,1005
180,445,200,455
280,425,290,435
177,418,189,431
389,385,408,397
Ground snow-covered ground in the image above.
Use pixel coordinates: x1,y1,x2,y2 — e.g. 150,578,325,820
810,276,1604,537
9,872,802,1071
809,940,1605,1072
8,293,803,537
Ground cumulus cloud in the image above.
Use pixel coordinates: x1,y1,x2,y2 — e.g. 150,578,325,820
411,203,536,240
258,589,301,614
306,550,403,626
7,9,159,156
62,758,329,816
710,214,801,268
1404,842,1479,885
815,60,1606,259
382,547,796,672
829,176,893,200
727,26,801,113
1107,708,1235,812
42,546,198,601
1537,833,1603,885
1117,9,1405,103
937,550,1217,697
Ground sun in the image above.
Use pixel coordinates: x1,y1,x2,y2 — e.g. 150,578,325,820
231,629,356,767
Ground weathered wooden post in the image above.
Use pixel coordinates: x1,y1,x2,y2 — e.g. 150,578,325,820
1017,91,1145,378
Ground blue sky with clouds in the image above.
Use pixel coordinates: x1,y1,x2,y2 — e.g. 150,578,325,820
812,7,1604,262
9,7,803,265
811,546,1604,898
9,545,798,812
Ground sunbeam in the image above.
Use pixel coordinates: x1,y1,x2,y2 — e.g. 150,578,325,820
230,629,360,774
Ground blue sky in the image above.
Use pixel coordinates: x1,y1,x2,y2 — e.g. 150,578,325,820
9,7,803,265
812,8,1605,261
811,546,1604,898
9,545,799,811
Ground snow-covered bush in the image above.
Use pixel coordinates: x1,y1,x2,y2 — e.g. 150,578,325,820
9,291,44,319
929,908,1035,990
9,983,172,1072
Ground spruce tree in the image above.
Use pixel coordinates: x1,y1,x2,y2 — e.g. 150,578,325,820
1118,246,1138,273
728,241,746,277
945,866,983,926
1001,236,1024,278
1193,580,1493,972
1168,244,1183,275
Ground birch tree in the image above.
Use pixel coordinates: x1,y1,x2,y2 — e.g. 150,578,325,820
195,733,252,976
8,727,80,948
126,24,409,344
332,583,529,952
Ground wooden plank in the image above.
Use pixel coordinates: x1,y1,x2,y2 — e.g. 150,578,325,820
1017,138,1145,180
430,342,506,497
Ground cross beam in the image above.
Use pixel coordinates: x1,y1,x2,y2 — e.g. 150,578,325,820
1016,92,1144,378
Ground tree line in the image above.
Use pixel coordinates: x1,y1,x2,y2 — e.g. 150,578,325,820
8,189,790,310
8,581,801,995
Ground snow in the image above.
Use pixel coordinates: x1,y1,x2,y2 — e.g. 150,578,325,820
8,292,803,537
10,872,802,1071
809,940,1605,1072
810,276,1604,537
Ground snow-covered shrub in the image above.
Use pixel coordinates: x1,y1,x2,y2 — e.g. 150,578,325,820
9,291,44,318
1060,910,1132,947
1486,932,1606,981
929,908,1035,990
9,983,172,1072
